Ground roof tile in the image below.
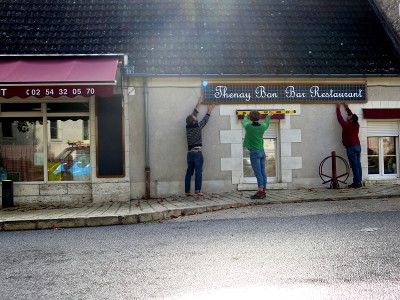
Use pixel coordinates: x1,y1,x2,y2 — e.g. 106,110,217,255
1,0,400,75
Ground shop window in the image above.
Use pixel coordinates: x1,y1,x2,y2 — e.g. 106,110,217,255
0,102,90,182
47,118,90,182
0,118,44,181
367,136,397,176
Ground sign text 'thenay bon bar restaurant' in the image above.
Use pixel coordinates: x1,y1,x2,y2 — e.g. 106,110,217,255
203,82,367,104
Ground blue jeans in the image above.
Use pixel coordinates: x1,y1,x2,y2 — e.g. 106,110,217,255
346,145,362,184
250,150,267,191
185,151,204,193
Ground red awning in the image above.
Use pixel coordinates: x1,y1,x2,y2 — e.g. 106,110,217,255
0,56,119,98
363,109,400,119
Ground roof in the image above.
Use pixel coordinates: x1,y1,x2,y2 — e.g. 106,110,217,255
1,0,400,76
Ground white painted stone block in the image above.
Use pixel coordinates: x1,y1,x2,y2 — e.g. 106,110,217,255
92,182,130,195
13,184,40,196
68,183,92,195
281,169,293,183
280,142,292,157
40,184,68,195
232,170,242,184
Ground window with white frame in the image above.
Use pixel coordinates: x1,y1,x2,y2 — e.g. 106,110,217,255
367,121,399,178
242,121,279,183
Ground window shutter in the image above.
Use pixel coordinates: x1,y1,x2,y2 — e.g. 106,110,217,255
264,121,278,138
367,121,399,136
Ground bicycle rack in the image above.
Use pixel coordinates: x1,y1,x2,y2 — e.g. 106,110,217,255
319,151,350,189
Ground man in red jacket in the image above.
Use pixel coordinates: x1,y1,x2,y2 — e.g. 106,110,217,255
336,103,362,188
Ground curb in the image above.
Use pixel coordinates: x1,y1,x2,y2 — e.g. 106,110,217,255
2,192,400,231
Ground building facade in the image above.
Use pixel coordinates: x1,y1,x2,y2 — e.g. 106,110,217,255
1,0,400,203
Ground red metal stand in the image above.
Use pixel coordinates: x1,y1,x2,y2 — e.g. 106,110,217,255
319,151,350,189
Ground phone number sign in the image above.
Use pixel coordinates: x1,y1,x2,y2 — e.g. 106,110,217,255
0,85,114,98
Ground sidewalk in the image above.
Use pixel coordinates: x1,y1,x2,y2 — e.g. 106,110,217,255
1,185,400,231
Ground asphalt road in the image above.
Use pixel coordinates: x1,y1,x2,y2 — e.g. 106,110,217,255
0,198,399,300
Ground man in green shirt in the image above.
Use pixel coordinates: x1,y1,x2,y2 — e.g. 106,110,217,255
242,110,272,199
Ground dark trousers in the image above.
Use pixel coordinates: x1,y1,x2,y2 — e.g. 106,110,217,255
185,151,204,193
346,145,362,184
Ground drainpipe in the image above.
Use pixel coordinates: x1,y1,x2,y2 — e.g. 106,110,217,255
144,78,151,199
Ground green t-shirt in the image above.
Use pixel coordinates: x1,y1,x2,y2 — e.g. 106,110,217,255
242,115,271,150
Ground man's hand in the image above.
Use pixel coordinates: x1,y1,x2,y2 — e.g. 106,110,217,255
336,103,341,108
207,104,216,114
343,103,349,109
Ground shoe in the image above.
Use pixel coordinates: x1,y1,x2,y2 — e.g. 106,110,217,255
250,192,266,199
196,192,204,196
348,183,362,188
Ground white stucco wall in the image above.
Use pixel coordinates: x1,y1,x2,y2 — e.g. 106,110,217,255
127,76,400,198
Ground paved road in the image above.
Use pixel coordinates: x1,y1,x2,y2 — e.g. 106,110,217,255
1,198,399,300
165,197,400,222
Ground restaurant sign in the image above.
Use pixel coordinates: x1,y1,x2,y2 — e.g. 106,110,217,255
203,82,367,104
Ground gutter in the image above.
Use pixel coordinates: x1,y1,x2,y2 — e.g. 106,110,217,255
143,78,151,199
125,73,400,78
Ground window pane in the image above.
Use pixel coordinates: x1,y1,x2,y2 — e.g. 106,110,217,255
0,119,44,181
384,156,396,174
367,137,379,175
243,138,276,178
383,137,396,155
368,156,379,174
367,137,379,155
47,102,89,113
47,118,90,181
1,103,41,112
50,120,59,139
243,148,253,177
264,138,276,177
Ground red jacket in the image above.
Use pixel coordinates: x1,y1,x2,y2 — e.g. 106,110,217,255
336,107,360,147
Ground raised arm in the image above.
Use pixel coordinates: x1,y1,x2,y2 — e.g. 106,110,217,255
336,103,346,127
242,113,250,128
343,103,353,116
